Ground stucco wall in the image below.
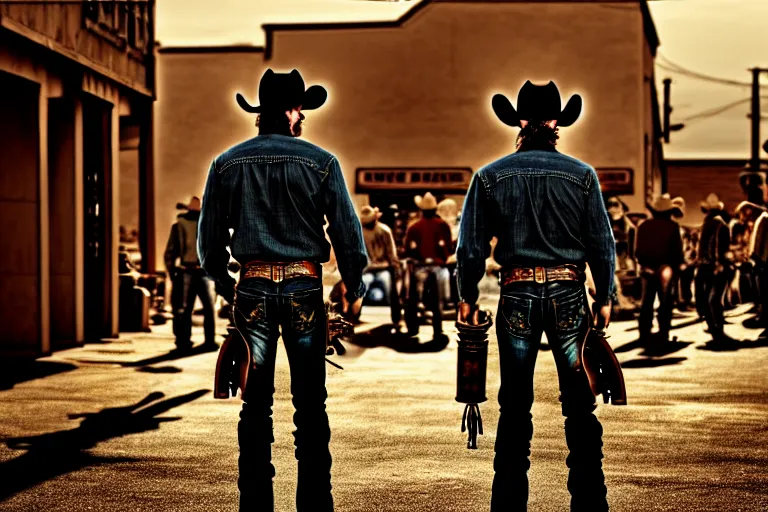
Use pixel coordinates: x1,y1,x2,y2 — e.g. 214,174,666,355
154,1,647,270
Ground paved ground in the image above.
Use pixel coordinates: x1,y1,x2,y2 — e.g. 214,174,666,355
1,297,767,511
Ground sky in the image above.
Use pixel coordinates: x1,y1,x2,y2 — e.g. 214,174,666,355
155,0,768,160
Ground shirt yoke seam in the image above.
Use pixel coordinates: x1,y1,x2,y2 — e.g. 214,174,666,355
218,155,322,174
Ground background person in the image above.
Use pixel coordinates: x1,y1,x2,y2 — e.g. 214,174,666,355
164,196,217,351
634,194,684,344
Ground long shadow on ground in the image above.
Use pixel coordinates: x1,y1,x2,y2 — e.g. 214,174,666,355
73,343,218,370
346,325,449,353
0,389,209,502
0,360,78,391
620,356,687,369
698,337,768,352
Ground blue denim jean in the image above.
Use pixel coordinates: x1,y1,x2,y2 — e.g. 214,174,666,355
171,270,217,347
233,276,332,512
491,281,607,512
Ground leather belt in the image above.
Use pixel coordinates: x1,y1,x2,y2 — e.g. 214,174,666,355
500,265,583,286
241,260,321,283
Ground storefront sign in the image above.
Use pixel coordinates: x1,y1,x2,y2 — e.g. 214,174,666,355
596,168,634,194
355,167,473,193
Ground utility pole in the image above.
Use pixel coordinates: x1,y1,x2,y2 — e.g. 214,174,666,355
750,67,768,170
662,78,684,143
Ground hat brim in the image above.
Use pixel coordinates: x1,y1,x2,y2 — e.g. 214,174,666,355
700,201,725,211
491,93,583,128
235,85,328,113
648,205,683,217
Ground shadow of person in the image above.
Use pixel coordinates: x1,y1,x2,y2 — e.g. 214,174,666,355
0,389,209,502
75,343,218,371
639,339,693,358
697,336,768,352
0,360,78,391
620,356,687,369
346,325,450,354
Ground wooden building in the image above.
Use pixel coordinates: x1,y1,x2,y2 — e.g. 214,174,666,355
155,0,664,271
0,1,156,357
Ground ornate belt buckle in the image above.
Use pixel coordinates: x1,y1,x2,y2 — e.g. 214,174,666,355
534,266,546,284
272,266,284,283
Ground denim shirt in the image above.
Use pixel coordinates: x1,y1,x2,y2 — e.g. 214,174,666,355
197,134,367,303
456,149,616,306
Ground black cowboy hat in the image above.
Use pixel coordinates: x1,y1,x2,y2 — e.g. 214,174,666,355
235,69,327,113
492,80,582,128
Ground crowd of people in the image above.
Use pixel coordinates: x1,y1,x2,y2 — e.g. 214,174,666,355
609,190,768,345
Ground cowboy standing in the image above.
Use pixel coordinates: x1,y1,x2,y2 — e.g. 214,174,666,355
359,205,403,328
634,195,684,344
457,81,616,511
164,196,218,351
403,191,453,338
198,69,367,512
695,193,732,343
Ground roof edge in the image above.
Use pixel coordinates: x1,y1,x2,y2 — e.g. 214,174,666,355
157,45,265,55
262,0,433,60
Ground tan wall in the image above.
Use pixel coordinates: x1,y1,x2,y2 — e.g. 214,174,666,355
154,1,647,270
154,51,267,269
0,72,40,354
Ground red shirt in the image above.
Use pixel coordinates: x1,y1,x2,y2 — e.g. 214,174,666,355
404,216,453,265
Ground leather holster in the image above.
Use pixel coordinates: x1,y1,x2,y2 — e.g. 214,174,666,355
214,326,252,400
579,326,627,406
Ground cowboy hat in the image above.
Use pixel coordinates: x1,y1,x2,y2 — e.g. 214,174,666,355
734,200,763,216
670,196,685,218
492,81,582,128
236,69,327,114
176,196,201,211
359,205,382,224
605,196,629,213
648,194,682,217
415,192,438,210
700,193,724,212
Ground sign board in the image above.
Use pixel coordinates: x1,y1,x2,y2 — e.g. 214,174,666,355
596,168,634,194
355,167,473,193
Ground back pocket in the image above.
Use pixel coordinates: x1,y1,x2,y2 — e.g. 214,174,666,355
500,295,533,336
553,290,587,335
287,287,323,335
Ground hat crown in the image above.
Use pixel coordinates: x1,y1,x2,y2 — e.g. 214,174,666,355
516,81,562,121
258,69,304,112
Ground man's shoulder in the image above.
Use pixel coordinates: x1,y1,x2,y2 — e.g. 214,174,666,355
214,135,335,172
375,222,393,235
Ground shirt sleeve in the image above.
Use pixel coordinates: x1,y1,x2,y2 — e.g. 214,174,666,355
324,157,367,303
456,172,493,305
198,159,236,302
583,168,616,306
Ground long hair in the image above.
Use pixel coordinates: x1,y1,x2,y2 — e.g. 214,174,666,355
516,122,559,151
256,110,303,136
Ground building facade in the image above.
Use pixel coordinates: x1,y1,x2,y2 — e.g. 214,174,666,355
154,0,663,270
0,1,156,357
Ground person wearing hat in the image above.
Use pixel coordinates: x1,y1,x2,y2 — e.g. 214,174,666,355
164,196,218,351
634,194,684,344
668,196,698,311
695,193,733,343
456,81,616,511
358,205,403,328
198,69,367,512
403,191,453,338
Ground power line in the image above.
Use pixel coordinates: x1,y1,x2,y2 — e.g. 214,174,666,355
679,96,768,123
657,52,768,89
